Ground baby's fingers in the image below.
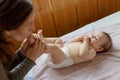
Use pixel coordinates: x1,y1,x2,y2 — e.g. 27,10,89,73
83,36,90,42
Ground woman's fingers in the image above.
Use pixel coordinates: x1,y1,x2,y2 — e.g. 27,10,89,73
31,36,46,51
33,37,39,49
38,40,46,52
18,35,34,55
26,37,46,61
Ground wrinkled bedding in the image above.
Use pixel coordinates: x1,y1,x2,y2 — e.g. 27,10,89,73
24,11,120,80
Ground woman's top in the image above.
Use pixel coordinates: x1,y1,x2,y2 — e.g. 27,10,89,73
0,50,36,80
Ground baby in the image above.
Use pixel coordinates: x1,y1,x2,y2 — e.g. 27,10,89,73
38,30,112,68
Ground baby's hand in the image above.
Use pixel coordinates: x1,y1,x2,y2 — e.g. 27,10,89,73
83,35,90,42
78,35,85,42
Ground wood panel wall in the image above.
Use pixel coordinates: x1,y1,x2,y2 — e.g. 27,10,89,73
76,0,98,27
33,0,57,36
50,0,78,36
117,0,120,11
97,0,116,19
32,0,120,37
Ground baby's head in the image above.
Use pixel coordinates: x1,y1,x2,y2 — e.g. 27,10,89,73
88,31,112,54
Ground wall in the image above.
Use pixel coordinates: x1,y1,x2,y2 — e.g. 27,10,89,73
33,0,120,37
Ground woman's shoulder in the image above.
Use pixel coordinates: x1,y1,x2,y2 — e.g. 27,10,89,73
0,59,8,80
0,48,5,59
0,48,6,57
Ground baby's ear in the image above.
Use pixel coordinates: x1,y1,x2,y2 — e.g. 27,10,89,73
97,47,104,52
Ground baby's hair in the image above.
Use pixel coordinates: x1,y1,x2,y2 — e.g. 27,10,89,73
97,32,112,54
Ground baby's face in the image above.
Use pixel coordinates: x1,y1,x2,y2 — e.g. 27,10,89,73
88,32,109,51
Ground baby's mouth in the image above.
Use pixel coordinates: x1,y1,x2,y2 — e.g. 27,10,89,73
89,38,91,42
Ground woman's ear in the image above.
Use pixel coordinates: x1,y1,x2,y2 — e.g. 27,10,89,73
4,30,12,37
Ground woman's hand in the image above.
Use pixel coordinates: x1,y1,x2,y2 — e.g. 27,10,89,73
19,34,46,61
26,35,46,61
18,35,35,56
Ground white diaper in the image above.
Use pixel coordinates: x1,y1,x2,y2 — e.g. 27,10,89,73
45,47,74,68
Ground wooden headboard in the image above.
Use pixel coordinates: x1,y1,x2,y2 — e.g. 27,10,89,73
33,0,120,37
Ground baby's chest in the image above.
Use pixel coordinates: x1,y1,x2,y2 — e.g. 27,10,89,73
68,43,82,56
68,42,82,49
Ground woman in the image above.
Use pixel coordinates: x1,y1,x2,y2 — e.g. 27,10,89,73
0,0,46,80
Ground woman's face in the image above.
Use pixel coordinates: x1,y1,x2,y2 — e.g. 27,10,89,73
7,11,35,41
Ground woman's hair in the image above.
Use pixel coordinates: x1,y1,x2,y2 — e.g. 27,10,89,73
0,0,33,31
0,0,33,75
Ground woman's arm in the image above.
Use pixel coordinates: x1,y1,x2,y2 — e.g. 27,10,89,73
9,50,26,70
0,61,8,80
0,58,35,80
9,34,47,80
9,58,35,80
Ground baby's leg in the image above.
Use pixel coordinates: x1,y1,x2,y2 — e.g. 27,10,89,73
37,29,63,46
44,38,63,47
44,44,65,64
54,38,63,47
44,45,74,68
44,38,62,43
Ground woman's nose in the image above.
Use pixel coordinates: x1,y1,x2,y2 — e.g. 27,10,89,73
31,24,35,32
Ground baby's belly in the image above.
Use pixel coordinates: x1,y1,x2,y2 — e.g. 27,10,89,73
70,52,87,64
67,42,84,64
66,49,81,64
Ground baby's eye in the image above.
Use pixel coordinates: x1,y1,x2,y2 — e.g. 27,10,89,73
94,36,97,40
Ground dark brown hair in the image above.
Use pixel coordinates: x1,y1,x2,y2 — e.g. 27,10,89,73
0,0,33,75
97,32,112,54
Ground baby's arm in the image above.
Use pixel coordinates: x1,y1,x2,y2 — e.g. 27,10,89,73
79,36,90,58
78,36,96,60
70,35,84,43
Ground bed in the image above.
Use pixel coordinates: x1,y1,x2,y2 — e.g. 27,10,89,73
24,11,120,80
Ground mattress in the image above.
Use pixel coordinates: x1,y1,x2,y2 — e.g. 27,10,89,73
24,11,120,80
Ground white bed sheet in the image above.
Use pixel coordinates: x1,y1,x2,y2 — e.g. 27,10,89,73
24,11,120,80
